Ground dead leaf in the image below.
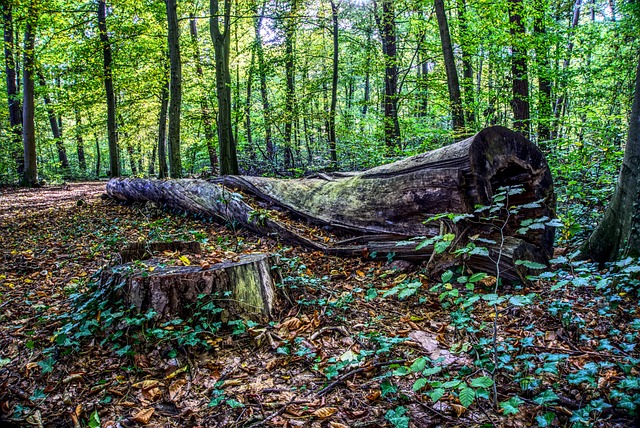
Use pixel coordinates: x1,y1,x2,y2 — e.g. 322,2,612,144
133,379,161,390
313,407,338,419
132,408,154,424
168,378,187,402
451,403,466,417
366,390,381,401
329,422,350,428
142,386,163,402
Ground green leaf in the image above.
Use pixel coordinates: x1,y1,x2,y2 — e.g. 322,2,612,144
533,390,558,405
470,376,494,388
459,387,475,408
468,273,487,283
413,378,428,392
429,387,445,402
535,412,556,427
410,357,427,373
441,271,453,283
385,406,409,428
88,411,101,428
422,366,442,376
226,398,245,408
381,380,397,397
515,260,547,269
499,396,524,415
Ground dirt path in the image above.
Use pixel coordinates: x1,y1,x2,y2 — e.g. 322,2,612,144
0,181,106,219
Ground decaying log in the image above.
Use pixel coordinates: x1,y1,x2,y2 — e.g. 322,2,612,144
119,241,201,263
106,126,555,281
101,253,277,321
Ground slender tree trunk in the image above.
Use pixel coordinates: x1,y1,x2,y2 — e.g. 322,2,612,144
553,0,581,138
283,0,299,169
457,0,475,127
375,0,401,147
37,70,70,171
534,0,552,143
362,23,372,117
253,8,274,159
246,50,254,158
95,132,101,177
166,0,182,178
190,14,218,170
211,0,238,175
22,15,38,187
508,0,530,138
2,2,23,175
157,77,169,178
75,109,87,172
98,0,120,177
328,0,339,169
582,57,640,262
434,0,465,132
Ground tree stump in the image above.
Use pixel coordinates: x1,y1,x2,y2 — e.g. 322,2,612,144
119,241,202,263
101,253,278,322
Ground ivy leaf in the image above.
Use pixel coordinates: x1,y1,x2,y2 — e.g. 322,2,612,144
499,396,524,415
533,390,558,405
385,406,410,428
535,412,556,427
468,273,487,283
459,387,475,408
380,380,397,397
88,411,101,428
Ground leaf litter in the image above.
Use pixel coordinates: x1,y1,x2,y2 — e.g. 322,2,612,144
0,182,638,427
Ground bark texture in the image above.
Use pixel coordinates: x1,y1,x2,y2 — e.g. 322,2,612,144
107,127,555,281
22,16,38,187
101,253,277,321
582,58,640,262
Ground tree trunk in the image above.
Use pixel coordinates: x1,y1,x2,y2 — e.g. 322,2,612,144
534,0,552,143
75,110,87,172
107,126,555,281
22,15,38,187
254,8,274,159
37,70,70,172
435,0,465,132
376,0,401,148
190,14,218,171
2,2,23,176
328,0,339,169
211,0,238,175
553,0,581,139
283,0,299,169
98,0,120,177
508,0,530,138
246,50,254,158
157,72,169,179
582,58,640,262
456,0,475,127
166,0,182,178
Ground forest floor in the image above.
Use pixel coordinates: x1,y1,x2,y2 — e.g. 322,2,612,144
0,182,638,428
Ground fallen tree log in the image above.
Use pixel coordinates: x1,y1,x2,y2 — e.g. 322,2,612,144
106,126,555,281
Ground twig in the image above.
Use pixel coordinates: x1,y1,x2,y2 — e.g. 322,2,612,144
244,396,302,428
316,359,406,397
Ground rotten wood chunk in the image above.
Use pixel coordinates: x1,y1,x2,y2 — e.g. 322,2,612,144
101,253,277,321
106,126,556,281
119,241,202,263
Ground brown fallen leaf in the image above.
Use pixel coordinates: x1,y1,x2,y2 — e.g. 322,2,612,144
168,378,187,402
451,403,466,417
132,379,161,390
313,407,338,419
328,422,350,428
132,408,154,424
141,386,163,402
366,390,381,402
